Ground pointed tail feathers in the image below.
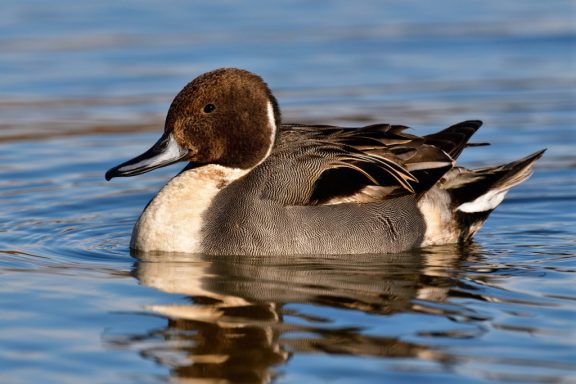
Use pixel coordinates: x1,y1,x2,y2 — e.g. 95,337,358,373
424,120,484,160
431,149,545,242
443,149,545,214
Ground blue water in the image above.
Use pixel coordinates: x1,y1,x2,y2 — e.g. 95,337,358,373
0,1,575,383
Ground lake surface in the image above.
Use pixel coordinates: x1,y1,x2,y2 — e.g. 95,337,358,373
0,1,575,383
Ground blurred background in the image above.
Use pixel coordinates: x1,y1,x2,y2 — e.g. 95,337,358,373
0,1,575,383
1,0,573,143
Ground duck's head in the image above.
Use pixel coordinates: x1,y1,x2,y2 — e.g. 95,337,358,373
105,68,281,180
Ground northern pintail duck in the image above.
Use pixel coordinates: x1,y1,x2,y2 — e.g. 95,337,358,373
106,68,544,255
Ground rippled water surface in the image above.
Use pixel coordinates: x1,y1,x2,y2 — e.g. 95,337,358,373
1,1,575,383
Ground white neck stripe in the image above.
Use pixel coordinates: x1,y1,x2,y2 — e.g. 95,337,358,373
259,101,277,164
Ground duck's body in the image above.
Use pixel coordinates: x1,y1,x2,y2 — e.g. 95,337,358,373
133,163,425,255
106,68,544,255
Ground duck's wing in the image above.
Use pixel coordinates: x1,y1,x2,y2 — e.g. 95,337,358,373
423,120,485,159
263,121,482,206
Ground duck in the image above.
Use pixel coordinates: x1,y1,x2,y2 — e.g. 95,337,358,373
105,68,545,255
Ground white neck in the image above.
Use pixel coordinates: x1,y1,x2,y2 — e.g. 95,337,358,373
131,164,249,253
257,101,277,166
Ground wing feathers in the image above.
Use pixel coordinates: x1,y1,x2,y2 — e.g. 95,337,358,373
273,121,482,206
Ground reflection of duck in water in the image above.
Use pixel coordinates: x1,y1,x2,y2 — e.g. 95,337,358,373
106,68,543,255
118,246,485,383
136,259,287,383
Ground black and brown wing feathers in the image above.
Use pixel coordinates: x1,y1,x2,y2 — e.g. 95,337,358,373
270,121,481,206
423,120,484,160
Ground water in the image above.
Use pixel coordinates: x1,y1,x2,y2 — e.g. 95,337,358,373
1,1,575,383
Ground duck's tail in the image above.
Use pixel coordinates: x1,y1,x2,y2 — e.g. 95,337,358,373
418,149,545,246
442,149,546,241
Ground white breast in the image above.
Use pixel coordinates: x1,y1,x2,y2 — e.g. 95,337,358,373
131,165,248,253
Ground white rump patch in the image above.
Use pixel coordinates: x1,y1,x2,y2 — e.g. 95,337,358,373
456,189,508,213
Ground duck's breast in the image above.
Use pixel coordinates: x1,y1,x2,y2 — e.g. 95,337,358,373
131,165,249,253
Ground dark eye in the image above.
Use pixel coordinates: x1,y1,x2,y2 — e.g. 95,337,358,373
203,103,216,113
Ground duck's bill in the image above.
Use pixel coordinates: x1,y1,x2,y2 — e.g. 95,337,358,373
105,133,189,180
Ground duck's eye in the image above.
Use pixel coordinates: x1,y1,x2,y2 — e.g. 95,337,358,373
203,104,216,113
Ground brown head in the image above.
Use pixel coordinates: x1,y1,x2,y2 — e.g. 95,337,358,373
105,68,281,180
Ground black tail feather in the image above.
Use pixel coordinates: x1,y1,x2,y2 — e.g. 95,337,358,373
443,149,546,212
424,120,483,160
